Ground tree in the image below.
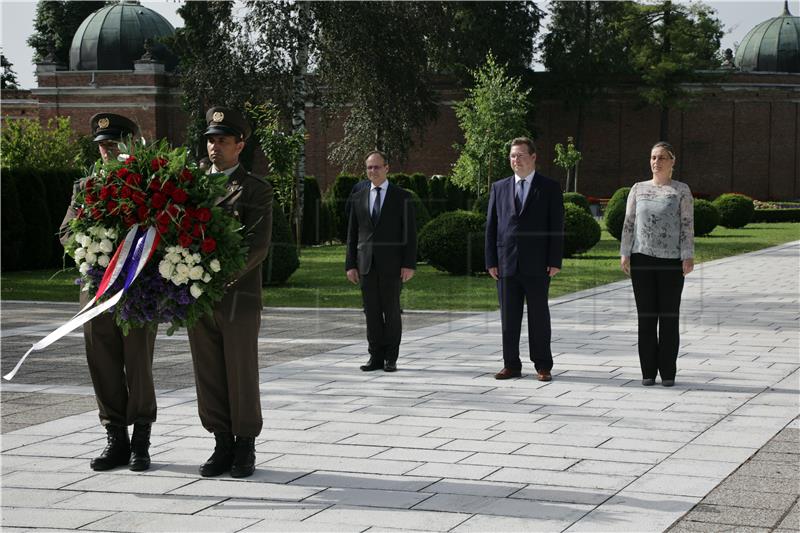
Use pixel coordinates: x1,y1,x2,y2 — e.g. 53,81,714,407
1,117,83,171
554,136,583,193
27,1,102,65
452,53,531,197
312,1,441,170
541,1,633,151
1,53,19,89
620,1,723,139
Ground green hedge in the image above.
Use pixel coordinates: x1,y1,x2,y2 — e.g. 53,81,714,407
262,200,300,286
694,199,720,236
323,173,362,242
472,195,490,215
713,193,754,229
410,172,429,201
563,203,601,257
418,210,486,275
605,186,631,241
1,173,25,271
751,209,800,223
563,192,591,214
301,175,329,245
403,188,431,233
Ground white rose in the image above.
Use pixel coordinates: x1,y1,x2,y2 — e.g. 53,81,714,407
184,253,196,265
85,252,97,265
87,242,100,254
192,253,202,264
189,265,204,280
167,252,181,264
202,273,211,283
75,233,88,246
99,239,113,254
171,274,188,286
209,259,221,273
158,260,174,279
97,254,110,268
74,247,86,261
78,234,92,247
176,264,190,277
104,228,117,240
190,284,204,299
79,262,90,275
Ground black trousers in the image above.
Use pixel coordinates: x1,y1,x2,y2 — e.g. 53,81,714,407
360,271,402,363
497,273,553,372
630,253,685,380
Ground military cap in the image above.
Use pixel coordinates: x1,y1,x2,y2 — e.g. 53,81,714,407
204,106,251,141
90,113,140,142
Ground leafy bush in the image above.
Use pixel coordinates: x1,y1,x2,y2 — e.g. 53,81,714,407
418,210,486,275
9,169,53,269
411,172,429,200
1,117,83,171
694,199,720,236
428,175,449,217
751,208,800,223
1,174,25,271
563,203,601,257
324,173,362,242
262,201,300,286
713,193,754,229
403,188,431,233
472,195,490,215
389,172,414,190
563,192,591,214
605,186,631,241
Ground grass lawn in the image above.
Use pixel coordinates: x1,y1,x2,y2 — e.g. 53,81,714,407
3,223,798,311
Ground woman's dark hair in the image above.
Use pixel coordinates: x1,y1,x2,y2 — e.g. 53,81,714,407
651,141,676,159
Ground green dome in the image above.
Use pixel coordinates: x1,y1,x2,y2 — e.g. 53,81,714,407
735,1,800,72
69,1,175,71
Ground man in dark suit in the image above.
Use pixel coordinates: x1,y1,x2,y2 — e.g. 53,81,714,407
346,151,416,372
60,113,157,472
485,137,564,382
187,107,273,478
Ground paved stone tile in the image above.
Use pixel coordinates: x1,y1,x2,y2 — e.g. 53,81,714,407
1,507,113,529
776,500,800,530
460,451,576,471
567,459,652,476
405,462,498,480
703,489,797,511
510,484,615,505
81,510,259,532
62,473,195,494
371,448,472,463
290,471,437,492
723,474,800,495
681,503,785,528
263,454,421,476
487,468,635,490
423,479,523,498
307,487,432,509
197,500,330,521
239,519,364,532
170,479,323,501
305,505,471,531
566,491,699,532
734,459,799,479
2,470,93,489
668,521,771,532
650,458,741,478
415,492,593,521
1,487,80,508
53,491,222,513
625,473,725,497
262,440,387,459
451,514,580,532
670,444,757,463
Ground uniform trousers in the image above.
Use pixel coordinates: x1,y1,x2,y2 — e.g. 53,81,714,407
81,292,157,426
497,273,553,372
360,271,402,363
187,290,263,437
630,253,685,380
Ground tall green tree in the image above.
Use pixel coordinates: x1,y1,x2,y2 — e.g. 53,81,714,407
541,1,633,151
452,53,531,197
621,1,723,139
1,53,19,89
27,1,101,65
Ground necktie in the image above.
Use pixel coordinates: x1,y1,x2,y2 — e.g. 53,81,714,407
372,187,381,225
516,180,525,213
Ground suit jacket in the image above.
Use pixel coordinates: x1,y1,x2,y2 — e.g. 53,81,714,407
345,183,416,276
485,172,564,277
219,165,273,311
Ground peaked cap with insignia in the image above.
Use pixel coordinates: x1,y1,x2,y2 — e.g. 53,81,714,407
90,113,140,142
204,106,251,141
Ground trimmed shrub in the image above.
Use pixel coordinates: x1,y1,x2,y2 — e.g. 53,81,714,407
1,173,25,271
44,169,82,267
324,173,363,242
389,172,414,190
445,177,473,212
428,175,449,217
563,192,591,214
301,176,324,245
418,210,486,275
403,188,431,233
563,203,601,257
472,195,490,215
10,169,53,269
604,186,631,241
694,199,720,236
751,208,800,223
411,172,429,201
262,201,300,286
713,193,754,229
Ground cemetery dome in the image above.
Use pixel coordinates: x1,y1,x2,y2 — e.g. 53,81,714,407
735,1,800,73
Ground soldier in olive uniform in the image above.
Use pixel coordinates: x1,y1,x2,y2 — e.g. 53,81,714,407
60,113,158,472
188,107,273,478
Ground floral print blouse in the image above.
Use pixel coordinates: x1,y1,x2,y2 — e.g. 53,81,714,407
620,180,694,260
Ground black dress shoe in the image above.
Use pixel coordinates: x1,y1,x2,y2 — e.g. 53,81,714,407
230,436,256,478
129,423,151,471
494,368,522,380
360,359,383,371
91,425,130,471
200,432,234,477
384,361,397,372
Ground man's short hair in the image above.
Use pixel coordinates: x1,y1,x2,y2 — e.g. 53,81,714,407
510,137,537,155
364,150,389,165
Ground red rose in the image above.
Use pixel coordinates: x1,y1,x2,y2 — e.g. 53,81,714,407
75,208,84,219
178,232,193,248
126,173,142,187
109,185,119,197
149,179,162,191
124,156,137,165
92,207,103,220
117,167,130,178
151,192,167,209
120,186,132,199
137,205,150,221
120,203,131,215
99,186,111,200
131,191,146,206
180,168,194,182
151,157,168,171
162,181,176,195
201,237,217,254
171,188,188,204
180,217,193,231
195,207,212,222
106,200,119,214
85,178,94,189
167,204,180,217
85,193,96,205
124,214,137,227
191,223,206,238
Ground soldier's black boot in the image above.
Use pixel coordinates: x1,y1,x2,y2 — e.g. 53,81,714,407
200,432,234,477
90,425,130,471
230,436,256,478
129,423,152,471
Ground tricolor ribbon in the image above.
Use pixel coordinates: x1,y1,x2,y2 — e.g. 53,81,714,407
3,226,161,381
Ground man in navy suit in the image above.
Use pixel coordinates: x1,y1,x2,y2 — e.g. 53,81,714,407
346,151,417,372
485,137,564,381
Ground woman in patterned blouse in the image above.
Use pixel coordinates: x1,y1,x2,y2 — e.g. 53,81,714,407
620,142,694,387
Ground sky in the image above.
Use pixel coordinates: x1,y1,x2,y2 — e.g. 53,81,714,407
1,0,796,90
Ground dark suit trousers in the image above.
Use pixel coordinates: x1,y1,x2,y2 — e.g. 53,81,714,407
497,273,553,372
82,302,157,427
630,253,685,380
360,271,402,363
187,290,263,437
